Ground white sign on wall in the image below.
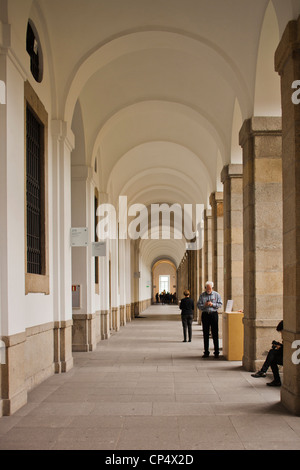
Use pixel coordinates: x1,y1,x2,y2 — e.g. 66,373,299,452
92,241,106,257
70,227,88,247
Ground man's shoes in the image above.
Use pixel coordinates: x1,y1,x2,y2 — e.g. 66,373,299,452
251,371,266,378
202,353,209,358
214,353,220,358
266,380,281,387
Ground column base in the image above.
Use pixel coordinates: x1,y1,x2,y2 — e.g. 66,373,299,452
281,386,300,416
120,305,126,326
100,310,110,340
2,389,28,417
126,304,131,322
72,314,97,352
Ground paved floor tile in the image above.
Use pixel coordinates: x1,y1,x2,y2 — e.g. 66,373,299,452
0,304,299,451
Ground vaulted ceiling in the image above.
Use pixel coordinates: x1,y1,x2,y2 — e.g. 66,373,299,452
10,0,300,267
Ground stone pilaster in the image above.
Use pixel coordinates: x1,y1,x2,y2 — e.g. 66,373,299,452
71,164,98,352
209,192,224,302
275,16,300,415
221,164,243,312
239,117,283,371
54,320,73,372
52,120,74,373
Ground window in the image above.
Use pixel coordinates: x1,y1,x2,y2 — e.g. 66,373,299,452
159,275,170,292
26,105,42,274
26,21,43,83
25,81,49,294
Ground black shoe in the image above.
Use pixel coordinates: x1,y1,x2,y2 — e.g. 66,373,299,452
202,353,209,358
266,380,281,387
251,371,266,378
182,340,187,342
214,353,220,358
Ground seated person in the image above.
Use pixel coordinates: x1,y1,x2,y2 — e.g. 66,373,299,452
251,320,283,387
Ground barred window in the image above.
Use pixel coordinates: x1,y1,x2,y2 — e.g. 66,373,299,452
25,81,49,295
26,105,43,274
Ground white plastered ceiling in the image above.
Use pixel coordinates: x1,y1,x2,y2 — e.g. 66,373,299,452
25,0,298,268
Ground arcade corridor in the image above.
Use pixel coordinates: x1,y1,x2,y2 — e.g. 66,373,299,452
0,305,299,450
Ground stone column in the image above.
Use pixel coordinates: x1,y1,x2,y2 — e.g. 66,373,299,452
110,238,120,331
119,238,126,327
239,117,283,371
203,209,213,283
177,252,188,298
125,238,132,321
275,16,300,415
221,164,243,312
197,248,203,323
98,193,110,339
209,192,224,301
187,249,196,318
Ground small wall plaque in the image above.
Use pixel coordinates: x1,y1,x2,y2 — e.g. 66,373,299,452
92,241,106,257
71,227,88,247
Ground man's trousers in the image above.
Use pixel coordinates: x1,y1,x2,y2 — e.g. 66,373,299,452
201,311,219,356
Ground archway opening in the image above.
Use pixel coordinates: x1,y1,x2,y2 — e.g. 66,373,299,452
152,259,177,306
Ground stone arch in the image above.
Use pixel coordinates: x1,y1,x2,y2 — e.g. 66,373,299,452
91,100,227,187
63,28,251,130
230,98,243,164
71,100,87,165
152,259,177,304
254,0,281,116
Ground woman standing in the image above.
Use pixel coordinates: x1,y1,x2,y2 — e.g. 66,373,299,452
179,290,194,342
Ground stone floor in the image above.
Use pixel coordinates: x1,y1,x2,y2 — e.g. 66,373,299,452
0,304,300,451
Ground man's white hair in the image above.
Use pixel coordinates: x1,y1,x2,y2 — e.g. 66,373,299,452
205,281,214,288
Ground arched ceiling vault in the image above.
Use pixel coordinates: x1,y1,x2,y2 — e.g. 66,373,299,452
19,0,299,269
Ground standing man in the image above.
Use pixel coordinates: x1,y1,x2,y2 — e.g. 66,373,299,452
197,281,222,358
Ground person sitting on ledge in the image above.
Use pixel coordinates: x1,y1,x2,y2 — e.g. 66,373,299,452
251,320,283,387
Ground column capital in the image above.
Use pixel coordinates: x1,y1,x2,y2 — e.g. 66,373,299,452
71,164,94,182
51,119,75,151
204,208,212,218
209,191,223,206
239,117,282,146
221,164,243,183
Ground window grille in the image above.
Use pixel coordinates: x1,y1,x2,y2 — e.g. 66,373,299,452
26,105,43,275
